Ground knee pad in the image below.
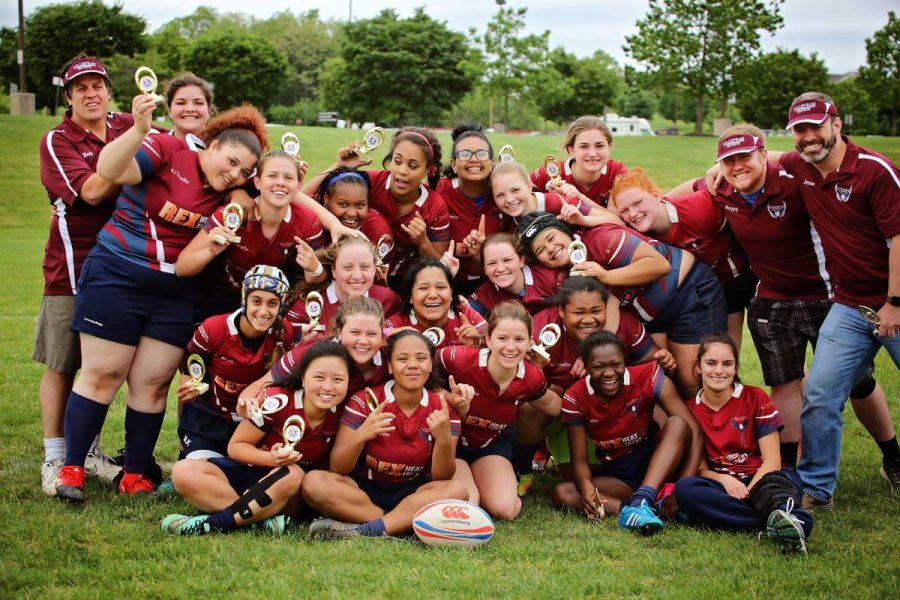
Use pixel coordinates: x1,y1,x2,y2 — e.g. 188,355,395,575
232,466,291,520
849,372,877,399
748,471,800,516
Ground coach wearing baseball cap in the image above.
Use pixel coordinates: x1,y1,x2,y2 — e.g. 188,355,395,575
778,92,900,509
35,55,132,494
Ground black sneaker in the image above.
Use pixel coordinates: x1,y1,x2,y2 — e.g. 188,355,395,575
881,460,900,493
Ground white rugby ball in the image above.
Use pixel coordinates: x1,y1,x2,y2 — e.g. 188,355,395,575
413,499,494,548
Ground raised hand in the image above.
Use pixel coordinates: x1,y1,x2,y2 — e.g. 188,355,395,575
653,348,677,372
294,236,322,274
454,311,481,346
357,400,396,441
400,211,428,246
440,240,460,277
426,394,452,440
459,215,487,257
446,375,475,416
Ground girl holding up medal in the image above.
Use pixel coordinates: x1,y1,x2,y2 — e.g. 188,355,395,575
516,211,725,396
529,115,629,208
176,150,328,317
54,96,268,503
302,330,472,540
283,236,400,342
162,341,354,536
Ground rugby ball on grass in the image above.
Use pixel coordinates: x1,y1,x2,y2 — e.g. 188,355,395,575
413,500,494,547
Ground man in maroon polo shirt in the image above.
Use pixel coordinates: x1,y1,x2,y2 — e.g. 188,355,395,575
34,56,130,494
778,93,900,509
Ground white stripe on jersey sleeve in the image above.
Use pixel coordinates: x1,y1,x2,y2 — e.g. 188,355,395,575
46,131,77,197
859,153,900,189
54,198,78,294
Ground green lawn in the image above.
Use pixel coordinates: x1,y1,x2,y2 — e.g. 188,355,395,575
0,115,897,599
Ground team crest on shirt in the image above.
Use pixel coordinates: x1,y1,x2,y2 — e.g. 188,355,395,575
619,289,637,306
731,416,749,445
625,396,642,421
834,184,852,202
767,200,786,219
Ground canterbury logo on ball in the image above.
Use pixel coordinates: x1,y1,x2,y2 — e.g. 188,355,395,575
793,102,817,114
442,506,470,520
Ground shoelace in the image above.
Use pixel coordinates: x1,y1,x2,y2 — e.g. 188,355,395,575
782,497,805,528
181,518,209,535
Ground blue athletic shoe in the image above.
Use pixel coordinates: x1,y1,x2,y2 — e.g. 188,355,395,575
161,514,211,536
618,499,665,535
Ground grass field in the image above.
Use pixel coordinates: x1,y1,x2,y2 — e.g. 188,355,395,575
0,115,898,599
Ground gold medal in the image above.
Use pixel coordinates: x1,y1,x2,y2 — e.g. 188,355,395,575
353,127,385,163
186,354,209,394
134,66,165,106
530,324,562,360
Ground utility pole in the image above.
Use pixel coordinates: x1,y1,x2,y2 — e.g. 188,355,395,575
17,0,27,92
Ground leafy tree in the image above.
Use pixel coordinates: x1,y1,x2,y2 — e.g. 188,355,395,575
534,49,624,124
829,76,881,136
476,7,550,126
625,0,783,134
734,49,828,129
619,88,658,119
186,32,288,111
858,11,900,136
319,9,474,126
149,7,252,74
2,0,146,112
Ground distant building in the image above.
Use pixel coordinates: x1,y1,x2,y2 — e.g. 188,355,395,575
603,113,655,136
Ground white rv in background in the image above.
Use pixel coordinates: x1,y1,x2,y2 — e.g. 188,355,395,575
603,113,655,136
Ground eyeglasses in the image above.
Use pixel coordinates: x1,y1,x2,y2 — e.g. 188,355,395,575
454,149,491,161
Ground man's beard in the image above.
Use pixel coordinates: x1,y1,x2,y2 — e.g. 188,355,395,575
798,131,837,164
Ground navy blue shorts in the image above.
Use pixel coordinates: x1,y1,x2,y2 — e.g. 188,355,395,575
352,474,429,512
177,402,240,459
72,245,198,347
594,440,656,491
456,426,516,464
722,272,758,314
649,261,727,344
208,457,273,495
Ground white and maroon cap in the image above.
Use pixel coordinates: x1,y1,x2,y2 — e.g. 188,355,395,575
63,57,110,86
786,99,838,129
716,134,764,162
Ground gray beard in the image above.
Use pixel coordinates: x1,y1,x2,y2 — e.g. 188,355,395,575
798,135,837,164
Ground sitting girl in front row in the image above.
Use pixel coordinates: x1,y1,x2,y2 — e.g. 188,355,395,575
674,333,814,554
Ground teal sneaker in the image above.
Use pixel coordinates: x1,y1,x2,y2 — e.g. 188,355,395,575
161,514,211,536
618,499,665,535
766,499,808,555
156,476,176,498
250,515,289,536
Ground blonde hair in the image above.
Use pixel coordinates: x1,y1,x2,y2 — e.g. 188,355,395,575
562,115,614,149
487,301,533,337
285,236,378,306
332,295,385,333
489,160,530,185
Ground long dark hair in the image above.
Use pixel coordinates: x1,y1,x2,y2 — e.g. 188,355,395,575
272,340,352,390
696,332,742,385
381,126,443,189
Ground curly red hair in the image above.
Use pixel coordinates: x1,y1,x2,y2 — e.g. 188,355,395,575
609,167,661,209
200,104,268,156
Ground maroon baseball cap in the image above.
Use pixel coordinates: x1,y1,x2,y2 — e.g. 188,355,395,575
63,57,110,86
786,99,838,129
716,133,764,162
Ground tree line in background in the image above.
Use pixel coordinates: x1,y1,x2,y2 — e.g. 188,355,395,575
1,0,897,135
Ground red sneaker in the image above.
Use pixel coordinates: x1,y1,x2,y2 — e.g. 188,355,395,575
118,471,156,495
55,465,85,503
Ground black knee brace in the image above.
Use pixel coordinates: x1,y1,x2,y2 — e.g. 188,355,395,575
748,471,800,517
849,371,877,400
232,466,291,520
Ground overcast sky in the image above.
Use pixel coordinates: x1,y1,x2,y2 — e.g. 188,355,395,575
3,1,895,74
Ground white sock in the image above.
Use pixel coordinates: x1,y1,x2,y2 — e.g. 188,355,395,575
44,437,65,463
88,434,101,456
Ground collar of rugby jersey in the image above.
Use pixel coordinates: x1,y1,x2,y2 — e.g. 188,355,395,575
694,383,744,405
385,174,429,207
384,380,429,407
585,367,632,396
409,307,455,325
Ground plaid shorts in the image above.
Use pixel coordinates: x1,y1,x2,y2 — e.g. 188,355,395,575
747,297,831,386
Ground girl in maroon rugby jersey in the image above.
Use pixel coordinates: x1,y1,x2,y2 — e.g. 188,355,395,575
302,330,473,539
162,341,353,536
437,302,562,520
283,236,400,342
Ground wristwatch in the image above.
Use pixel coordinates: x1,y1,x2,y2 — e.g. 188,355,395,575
888,295,900,307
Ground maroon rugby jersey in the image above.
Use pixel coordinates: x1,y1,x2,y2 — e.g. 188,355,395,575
561,362,664,461
187,310,294,419
366,170,451,277
340,382,461,482
285,280,400,335
385,304,487,349
256,387,341,469
657,191,748,283
269,335,388,396
780,138,900,307
436,346,548,448
687,384,783,478
205,202,324,291
530,307,653,391
699,163,833,302
435,178,504,280
39,111,134,294
530,158,628,207
470,264,567,316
